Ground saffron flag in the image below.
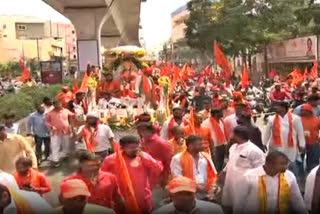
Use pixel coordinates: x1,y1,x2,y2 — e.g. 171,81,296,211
189,107,196,135
214,41,231,80
79,71,88,92
310,60,318,80
16,59,31,82
114,143,142,214
288,69,303,86
241,66,249,89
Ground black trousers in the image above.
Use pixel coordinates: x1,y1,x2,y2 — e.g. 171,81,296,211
34,135,50,161
213,145,226,172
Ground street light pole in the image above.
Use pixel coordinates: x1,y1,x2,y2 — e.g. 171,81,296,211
36,38,40,62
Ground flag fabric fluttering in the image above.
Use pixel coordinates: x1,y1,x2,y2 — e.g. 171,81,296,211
16,59,31,82
214,41,231,80
241,66,249,89
310,60,318,80
288,69,303,86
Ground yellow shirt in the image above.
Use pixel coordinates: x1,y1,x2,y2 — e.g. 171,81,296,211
0,134,37,173
169,138,187,155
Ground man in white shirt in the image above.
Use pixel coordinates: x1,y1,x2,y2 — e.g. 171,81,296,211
263,101,305,176
223,103,248,136
304,165,320,213
222,125,265,211
0,183,52,214
170,135,217,200
98,91,121,109
75,111,115,158
3,113,19,134
234,151,307,214
161,106,188,140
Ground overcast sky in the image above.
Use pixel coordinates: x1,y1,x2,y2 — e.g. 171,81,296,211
0,0,189,48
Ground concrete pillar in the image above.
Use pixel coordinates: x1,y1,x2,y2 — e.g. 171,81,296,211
64,8,111,71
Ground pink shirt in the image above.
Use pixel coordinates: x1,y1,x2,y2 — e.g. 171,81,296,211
101,152,163,214
45,109,74,135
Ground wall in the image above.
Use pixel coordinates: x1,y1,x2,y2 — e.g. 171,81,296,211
171,6,189,43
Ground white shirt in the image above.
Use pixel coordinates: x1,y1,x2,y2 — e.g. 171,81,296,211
4,189,52,214
5,123,19,134
160,119,185,140
78,124,115,152
223,114,238,136
233,166,307,214
263,113,305,162
304,165,319,211
203,118,227,147
222,141,265,207
0,171,19,190
170,152,208,185
98,97,121,109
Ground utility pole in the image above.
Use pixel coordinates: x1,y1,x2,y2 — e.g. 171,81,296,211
36,38,40,62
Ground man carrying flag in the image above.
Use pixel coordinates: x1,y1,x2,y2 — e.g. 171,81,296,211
101,135,163,214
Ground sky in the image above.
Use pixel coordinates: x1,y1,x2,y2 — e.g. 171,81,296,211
0,0,189,49
140,0,190,49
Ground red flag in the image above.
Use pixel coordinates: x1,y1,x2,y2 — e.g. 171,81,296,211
16,59,31,82
214,41,231,80
203,65,212,77
288,69,303,86
310,60,318,80
241,66,249,89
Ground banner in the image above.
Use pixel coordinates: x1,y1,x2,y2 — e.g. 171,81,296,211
267,36,317,63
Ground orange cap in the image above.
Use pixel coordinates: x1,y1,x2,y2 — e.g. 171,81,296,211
60,179,91,199
168,177,196,194
302,104,313,112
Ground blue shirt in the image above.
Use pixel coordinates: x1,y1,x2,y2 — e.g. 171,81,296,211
27,112,49,138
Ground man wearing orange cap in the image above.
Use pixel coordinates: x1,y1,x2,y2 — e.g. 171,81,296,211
56,86,73,108
151,177,223,214
170,135,217,200
55,179,116,214
300,103,320,171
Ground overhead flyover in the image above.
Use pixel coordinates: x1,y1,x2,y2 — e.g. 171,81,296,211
43,0,145,70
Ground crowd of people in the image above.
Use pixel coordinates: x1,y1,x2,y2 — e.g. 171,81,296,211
1,63,320,214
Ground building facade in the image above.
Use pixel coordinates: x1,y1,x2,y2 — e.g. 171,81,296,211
0,15,77,63
171,5,189,43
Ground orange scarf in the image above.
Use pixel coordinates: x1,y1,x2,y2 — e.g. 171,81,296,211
209,117,226,146
82,124,99,152
168,117,190,139
114,143,141,214
180,151,217,191
273,112,294,147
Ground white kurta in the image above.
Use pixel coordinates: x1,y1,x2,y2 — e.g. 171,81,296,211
304,165,320,211
222,141,265,207
170,152,208,185
203,118,227,147
263,113,305,162
223,113,238,135
233,166,308,214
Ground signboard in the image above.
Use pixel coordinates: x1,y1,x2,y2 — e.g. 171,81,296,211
77,40,99,71
267,36,318,63
40,61,62,84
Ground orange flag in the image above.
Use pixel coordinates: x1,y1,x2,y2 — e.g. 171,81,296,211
214,41,231,80
72,73,79,95
241,66,249,89
310,60,318,80
289,69,303,86
16,59,31,82
114,143,142,214
79,71,88,92
189,107,196,135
